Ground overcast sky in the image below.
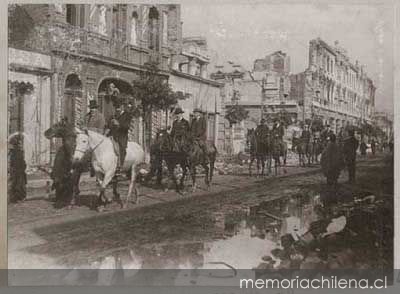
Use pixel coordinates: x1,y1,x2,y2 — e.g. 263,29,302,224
181,2,394,114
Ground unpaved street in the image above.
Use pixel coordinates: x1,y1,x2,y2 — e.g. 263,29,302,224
8,156,393,274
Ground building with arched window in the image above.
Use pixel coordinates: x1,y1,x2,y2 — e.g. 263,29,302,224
8,3,225,169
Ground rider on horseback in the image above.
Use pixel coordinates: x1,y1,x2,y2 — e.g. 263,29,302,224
190,108,208,161
105,100,135,175
255,118,270,152
170,107,190,153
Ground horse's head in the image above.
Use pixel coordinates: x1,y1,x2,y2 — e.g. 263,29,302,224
72,129,90,165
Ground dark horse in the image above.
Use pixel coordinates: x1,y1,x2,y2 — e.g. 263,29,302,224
157,130,217,193
44,118,80,208
246,128,270,176
270,135,288,175
293,137,313,167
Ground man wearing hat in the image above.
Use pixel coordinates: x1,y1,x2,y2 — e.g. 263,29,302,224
301,123,311,144
255,118,270,150
272,119,285,140
190,108,208,156
342,128,359,184
105,101,135,174
85,100,105,134
170,107,189,152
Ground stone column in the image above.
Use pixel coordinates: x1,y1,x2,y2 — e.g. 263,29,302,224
188,58,197,76
200,64,208,79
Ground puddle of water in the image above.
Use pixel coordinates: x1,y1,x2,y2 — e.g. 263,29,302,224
86,193,322,271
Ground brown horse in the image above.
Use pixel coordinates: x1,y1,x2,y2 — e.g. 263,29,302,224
158,130,217,193
246,128,271,176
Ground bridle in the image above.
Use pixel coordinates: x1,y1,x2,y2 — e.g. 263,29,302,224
74,131,106,155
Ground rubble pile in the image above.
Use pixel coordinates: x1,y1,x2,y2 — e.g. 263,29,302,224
255,193,393,271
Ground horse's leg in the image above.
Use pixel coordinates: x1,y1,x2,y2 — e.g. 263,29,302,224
203,162,210,190
261,156,265,176
71,168,81,207
168,162,180,193
126,166,139,207
249,156,253,176
190,164,197,193
209,158,215,184
97,171,114,212
179,161,187,191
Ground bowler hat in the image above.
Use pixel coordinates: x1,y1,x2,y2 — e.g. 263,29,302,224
193,108,202,113
174,107,184,115
89,100,99,109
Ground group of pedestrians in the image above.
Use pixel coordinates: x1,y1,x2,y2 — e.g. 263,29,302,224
320,129,360,207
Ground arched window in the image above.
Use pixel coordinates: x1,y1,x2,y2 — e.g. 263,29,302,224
130,11,138,45
148,7,159,50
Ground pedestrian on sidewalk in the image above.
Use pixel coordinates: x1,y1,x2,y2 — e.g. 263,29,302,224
343,129,359,184
320,134,344,206
8,134,27,203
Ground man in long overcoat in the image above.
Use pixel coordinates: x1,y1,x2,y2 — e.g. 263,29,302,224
342,129,359,183
105,102,135,174
170,107,190,152
321,134,344,207
8,135,27,203
190,108,208,158
254,118,270,154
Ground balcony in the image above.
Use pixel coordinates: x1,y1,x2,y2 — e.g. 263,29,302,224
49,22,169,70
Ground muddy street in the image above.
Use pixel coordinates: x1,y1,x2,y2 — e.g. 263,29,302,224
8,156,393,278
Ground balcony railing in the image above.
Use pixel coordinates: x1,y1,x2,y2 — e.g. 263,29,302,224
49,22,169,70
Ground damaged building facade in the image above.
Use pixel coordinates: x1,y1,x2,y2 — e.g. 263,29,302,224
290,38,376,132
8,4,224,167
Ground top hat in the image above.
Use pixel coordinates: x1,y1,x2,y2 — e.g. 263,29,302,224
89,100,99,109
193,108,202,113
174,107,184,115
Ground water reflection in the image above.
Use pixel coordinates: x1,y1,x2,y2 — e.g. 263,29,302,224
75,193,322,285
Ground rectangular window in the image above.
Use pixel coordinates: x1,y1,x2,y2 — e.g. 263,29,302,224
162,11,168,45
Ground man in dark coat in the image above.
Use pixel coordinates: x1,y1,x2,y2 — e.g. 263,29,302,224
105,102,135,174
190,108,208,158
342,129,359,184
255,118,270,153
85,100,105,134
170,107,189,152
370,138,377,155
321,134,344,206
8,135,27,203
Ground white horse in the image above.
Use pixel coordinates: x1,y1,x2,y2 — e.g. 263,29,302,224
72,128,145,211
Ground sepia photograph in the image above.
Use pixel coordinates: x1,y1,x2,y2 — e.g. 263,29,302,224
5,0,396,287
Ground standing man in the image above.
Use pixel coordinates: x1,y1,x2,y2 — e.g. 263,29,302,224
320,134,344,206
170,107,190,152
8,134,27,203
190,108,208,156
370,138,377,156
105,101,135,175
342,129,359,184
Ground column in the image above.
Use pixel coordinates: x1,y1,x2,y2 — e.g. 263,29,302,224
200,64,208,79
188,58,197,76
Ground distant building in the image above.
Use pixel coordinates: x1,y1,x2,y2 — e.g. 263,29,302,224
290,38,376,133
373,111,393,141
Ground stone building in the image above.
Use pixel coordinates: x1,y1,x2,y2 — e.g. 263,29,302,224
373,111,393,141
210,52,294,154
290,38,376,133
8,4,224,165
